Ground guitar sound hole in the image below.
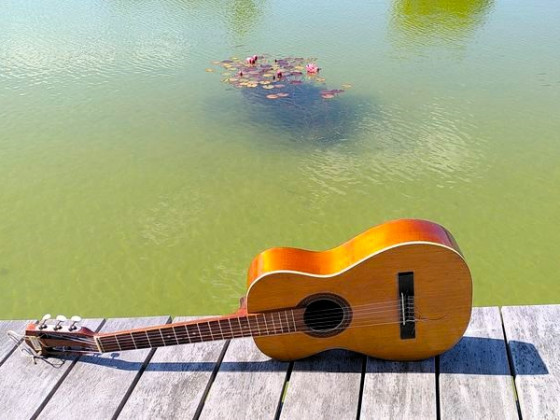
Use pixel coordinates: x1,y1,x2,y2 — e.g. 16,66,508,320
304,299,344,332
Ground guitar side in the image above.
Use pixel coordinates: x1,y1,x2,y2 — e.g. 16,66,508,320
245,219,472,361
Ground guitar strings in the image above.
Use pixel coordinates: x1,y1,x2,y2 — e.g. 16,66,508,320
97,297,471,348
41,292,471,352
94,303,474,352
45,297,472,353
94,310,463,353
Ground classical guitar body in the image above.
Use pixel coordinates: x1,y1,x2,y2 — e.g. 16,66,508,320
246,219,472,361
22,219,472,363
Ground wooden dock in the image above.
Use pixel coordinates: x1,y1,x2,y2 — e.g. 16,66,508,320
0,305,558,420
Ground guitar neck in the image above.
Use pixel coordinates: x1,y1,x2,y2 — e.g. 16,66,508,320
94,309,305,353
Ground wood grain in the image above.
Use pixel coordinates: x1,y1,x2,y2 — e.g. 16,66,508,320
280,350,363,420
439,307,518,419
198,337,289,420
248,243,472,361
502,305,560,420
361,357,435,419
37,316,169,420
0,319,34,365
0,318,103,420
118,316,227,420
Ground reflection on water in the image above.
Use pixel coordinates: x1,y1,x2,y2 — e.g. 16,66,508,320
227,0,266,37
391,0,493,46
1,0,560,319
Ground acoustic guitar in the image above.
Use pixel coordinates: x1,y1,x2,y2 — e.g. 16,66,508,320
21,219,472,361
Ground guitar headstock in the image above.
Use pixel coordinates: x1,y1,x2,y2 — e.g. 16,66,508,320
24,314,99,357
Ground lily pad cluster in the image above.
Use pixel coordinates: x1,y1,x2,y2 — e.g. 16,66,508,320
205,55,351,100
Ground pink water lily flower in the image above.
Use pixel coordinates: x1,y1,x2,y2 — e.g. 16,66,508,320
306,63,320,74
246,55,259,65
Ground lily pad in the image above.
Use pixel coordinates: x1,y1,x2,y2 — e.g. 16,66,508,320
266,94,279,99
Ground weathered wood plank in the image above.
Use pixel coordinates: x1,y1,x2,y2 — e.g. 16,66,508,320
502,305,560,420
37,316,169,420
0,318,104,420
118,316,227,420
0,319,34,365
281,349,363,420
361,356,435,419
199,338,289,420
440,306,518,420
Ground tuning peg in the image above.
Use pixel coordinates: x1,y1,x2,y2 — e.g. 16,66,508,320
38,314,52,329
54,315,67,330
69,315,82,331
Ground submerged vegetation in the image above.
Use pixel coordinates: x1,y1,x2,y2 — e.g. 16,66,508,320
207,55,363,142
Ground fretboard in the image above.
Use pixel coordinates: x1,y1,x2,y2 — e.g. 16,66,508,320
96,309,303,353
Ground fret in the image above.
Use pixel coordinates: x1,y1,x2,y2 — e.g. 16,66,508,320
171,326,181,344
248,316,260,336
256,316,263,336
239,317,250,337
128,333,137,349
114,335,125,351
161,327,178,346
186,324,203,343
207,321,215,340
132,331,150,349
230,318,239,338
95,336,105,353
173,326,187,345
269,312,277,335
100,336,118,352
158,328,167,346
178,325,191,344
219,319,232,340
147,329,165,347
277,312,284,334
291,310,297,332
196,323,204,341
227,318,236,338
231,318,243,338
237,317,244,337
118,334,135,351
144,330,152,347
217,319,225,340
208,320,223,341
198,322,211,342
262,313,269,335
283,311,291,333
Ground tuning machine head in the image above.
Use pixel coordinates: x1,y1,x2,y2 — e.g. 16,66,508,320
54,315,67,330
38,314,52,329
69,315,82,331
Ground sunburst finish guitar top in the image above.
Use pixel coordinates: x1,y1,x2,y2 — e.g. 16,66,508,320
22,219,472,362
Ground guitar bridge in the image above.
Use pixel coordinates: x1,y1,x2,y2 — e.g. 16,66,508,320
398,272,415,339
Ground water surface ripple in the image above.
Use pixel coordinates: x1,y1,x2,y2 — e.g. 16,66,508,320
1,0,559,318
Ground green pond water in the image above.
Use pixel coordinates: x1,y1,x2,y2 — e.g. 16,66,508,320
1,0,559,319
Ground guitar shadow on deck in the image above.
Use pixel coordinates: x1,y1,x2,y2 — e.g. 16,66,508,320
73,336,549,376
